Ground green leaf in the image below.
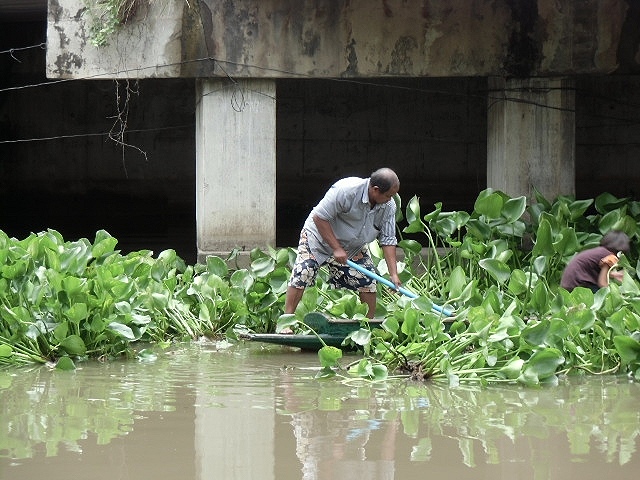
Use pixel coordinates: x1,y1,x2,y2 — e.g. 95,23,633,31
501,196,527,223
422,201,442,222
613,335,640,364
276,314,298,333
519,348,564,385
0,344,13,357
595,192,627,214
474,190,503,219
448,266,467,299
398,239,423,256
318,345,342,368
53,322,69,342
507,269,528,295
406,195,420,224
403,196,425,233
107,322,136,340
529,282,549,313
552,228,580,256
598,210,621,234
92,235,118,258
565,306,596,331
2,305,31,324
55,356,76,371
251,257,275,278
353,359,388,380
268,266,290,294
230,269,254,292
66,303,88,323
275,248,290,267
478,258,511,284
207,255,229,277
382,317,400,335
59,335,87,356
532,256,547,276
498,357,524,380
150,260,167,282
521,319,550,347
347,328,372,346
568,287,595,308
400,309,419,336
465,218,492,240
532,219,554,257
568,199,593,221
1,260,27,279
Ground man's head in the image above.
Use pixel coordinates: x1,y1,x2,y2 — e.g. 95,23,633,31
369,168,400,205
601,230,631,255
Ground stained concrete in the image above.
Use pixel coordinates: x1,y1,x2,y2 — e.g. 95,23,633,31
4,18,640,263
46,0,639,80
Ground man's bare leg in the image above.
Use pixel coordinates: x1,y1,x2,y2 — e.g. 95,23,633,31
282,286,305,333
284,286,304,314
359,291,376,319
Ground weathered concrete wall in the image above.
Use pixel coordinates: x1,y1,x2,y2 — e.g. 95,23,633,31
46,0,185,78
47,0,639,80
5,20,640,261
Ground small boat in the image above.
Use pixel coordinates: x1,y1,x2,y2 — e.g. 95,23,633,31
240,312,383,351
242,265,456,351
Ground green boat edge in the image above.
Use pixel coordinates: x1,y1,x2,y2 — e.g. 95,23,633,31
240,312,453,351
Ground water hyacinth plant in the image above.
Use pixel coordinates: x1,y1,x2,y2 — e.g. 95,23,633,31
1,189,640,385
349,189,640,386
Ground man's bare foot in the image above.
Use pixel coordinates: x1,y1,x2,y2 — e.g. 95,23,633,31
280,327,294,334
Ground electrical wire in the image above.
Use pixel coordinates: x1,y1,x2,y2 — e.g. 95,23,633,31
3,41,640,146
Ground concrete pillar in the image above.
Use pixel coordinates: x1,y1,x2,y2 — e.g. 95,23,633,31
487,77,575,202
196,79,276,261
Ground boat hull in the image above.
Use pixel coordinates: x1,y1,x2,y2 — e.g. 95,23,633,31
241,312,380,351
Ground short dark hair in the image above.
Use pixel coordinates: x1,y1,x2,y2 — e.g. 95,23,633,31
601,230,630,254
370,168,399,193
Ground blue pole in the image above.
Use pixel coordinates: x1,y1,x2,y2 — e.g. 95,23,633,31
346,260,453,316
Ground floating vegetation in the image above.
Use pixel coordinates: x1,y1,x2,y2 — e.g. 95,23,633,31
1,190,640,385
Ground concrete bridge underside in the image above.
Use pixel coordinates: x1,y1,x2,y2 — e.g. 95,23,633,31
45,1,640,259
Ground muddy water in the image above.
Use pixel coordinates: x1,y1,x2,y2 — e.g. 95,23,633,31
1,341,639,480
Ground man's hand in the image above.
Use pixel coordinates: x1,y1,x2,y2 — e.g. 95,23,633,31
313,215,347,263
389,272,401,289
610,270,624,282
332,247,348,264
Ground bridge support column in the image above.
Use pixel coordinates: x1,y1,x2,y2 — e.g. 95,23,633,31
195,78,277,262
487,77,575,202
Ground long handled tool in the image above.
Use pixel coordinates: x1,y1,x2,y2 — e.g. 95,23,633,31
346,260,454,317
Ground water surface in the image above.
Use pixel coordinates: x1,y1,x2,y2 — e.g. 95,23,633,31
1,341,639,479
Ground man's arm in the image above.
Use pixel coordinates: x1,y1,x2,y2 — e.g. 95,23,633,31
313,215,348,264
598,253,621,287
381,244,401,288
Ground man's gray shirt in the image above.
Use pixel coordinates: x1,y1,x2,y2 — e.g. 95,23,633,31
303,177,397,264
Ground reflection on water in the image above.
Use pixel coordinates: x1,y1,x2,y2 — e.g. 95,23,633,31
1,341,639,479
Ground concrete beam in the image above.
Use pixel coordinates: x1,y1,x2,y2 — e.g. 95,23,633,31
47,0,637,80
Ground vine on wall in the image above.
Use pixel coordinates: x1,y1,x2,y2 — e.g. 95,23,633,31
84,0,193,47
83,0,148,47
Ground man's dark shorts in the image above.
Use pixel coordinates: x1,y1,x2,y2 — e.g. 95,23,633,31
288,230,377,293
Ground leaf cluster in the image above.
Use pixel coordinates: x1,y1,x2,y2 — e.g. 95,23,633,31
354,189,640,385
